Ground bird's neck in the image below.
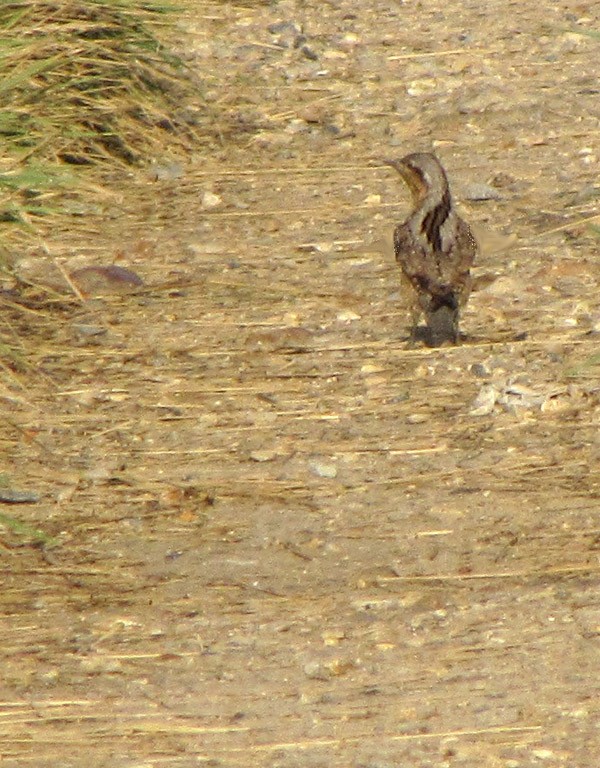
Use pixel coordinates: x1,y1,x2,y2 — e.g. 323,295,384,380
411,185,457,253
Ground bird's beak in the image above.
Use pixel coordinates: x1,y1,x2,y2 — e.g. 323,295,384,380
381,157,411,173
381,158,410,180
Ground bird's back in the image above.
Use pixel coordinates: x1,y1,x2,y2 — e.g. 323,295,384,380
393,215,476,307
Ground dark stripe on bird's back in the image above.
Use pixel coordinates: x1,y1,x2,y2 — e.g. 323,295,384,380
421,189,451,252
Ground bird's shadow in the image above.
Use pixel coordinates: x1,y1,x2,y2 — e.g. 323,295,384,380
409,326,457,348
406,329,531,348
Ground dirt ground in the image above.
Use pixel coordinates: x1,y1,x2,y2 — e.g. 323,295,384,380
2,1,600,766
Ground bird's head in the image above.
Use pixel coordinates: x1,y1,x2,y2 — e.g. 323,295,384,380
382,153,450,205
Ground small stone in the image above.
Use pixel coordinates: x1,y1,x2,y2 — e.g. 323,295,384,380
301,45,319,61
298,104,328,123
314,241,333,253
478,275,522,297
462,182,502,201
267,20,301,36
72,324,108,338
249,449,277,463
0,489,41,503
186,241,226,256
286,118,310,134
267,20,302,48
470,384,499,416
150,163,183,181
470,362,491,378
303,658,353,679
70,265,143,297
38,668,60,685
339,33,360,49
201,191,222,209
303,661,330,680
322,630,345,646
309,460,337,479
406,413,427,424
336,310,361,322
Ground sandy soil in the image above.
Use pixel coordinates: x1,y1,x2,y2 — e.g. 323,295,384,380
2,1,600,766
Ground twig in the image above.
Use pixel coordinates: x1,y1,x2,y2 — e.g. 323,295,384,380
388,48,495,60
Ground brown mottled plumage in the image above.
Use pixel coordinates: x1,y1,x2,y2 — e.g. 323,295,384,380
384,153,478,346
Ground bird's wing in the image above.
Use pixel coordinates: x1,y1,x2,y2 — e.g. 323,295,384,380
445,218,478,304
393,222,430,293
453,218,478,271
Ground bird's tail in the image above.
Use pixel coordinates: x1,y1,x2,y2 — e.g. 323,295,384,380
425,293,459,346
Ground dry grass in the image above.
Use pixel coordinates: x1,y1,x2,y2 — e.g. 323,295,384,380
0,0,208,265
0,0,200,167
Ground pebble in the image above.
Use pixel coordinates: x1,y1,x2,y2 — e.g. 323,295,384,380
309,460,337,479
478,275,522,297
462,182,502,201
363,193,381,204
70,265,143,297
336,310,361,322
0,489,41,503
150,162,183,181
249,449,278,463
406,413,428,424
469,384,499,416
470,362,491,378
303,658,353,679
71,324,108,338
201,191,222,209
303,661,331,680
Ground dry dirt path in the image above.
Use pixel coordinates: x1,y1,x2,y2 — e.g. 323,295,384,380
2,1,600,766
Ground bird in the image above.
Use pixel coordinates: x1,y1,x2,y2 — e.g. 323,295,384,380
383,152,478,346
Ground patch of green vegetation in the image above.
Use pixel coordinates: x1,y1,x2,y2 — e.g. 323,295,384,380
0,162,77,223
565,353,600,379
0,165,75,191
0,511,58,547
0,475,57,547
570,28,600,41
